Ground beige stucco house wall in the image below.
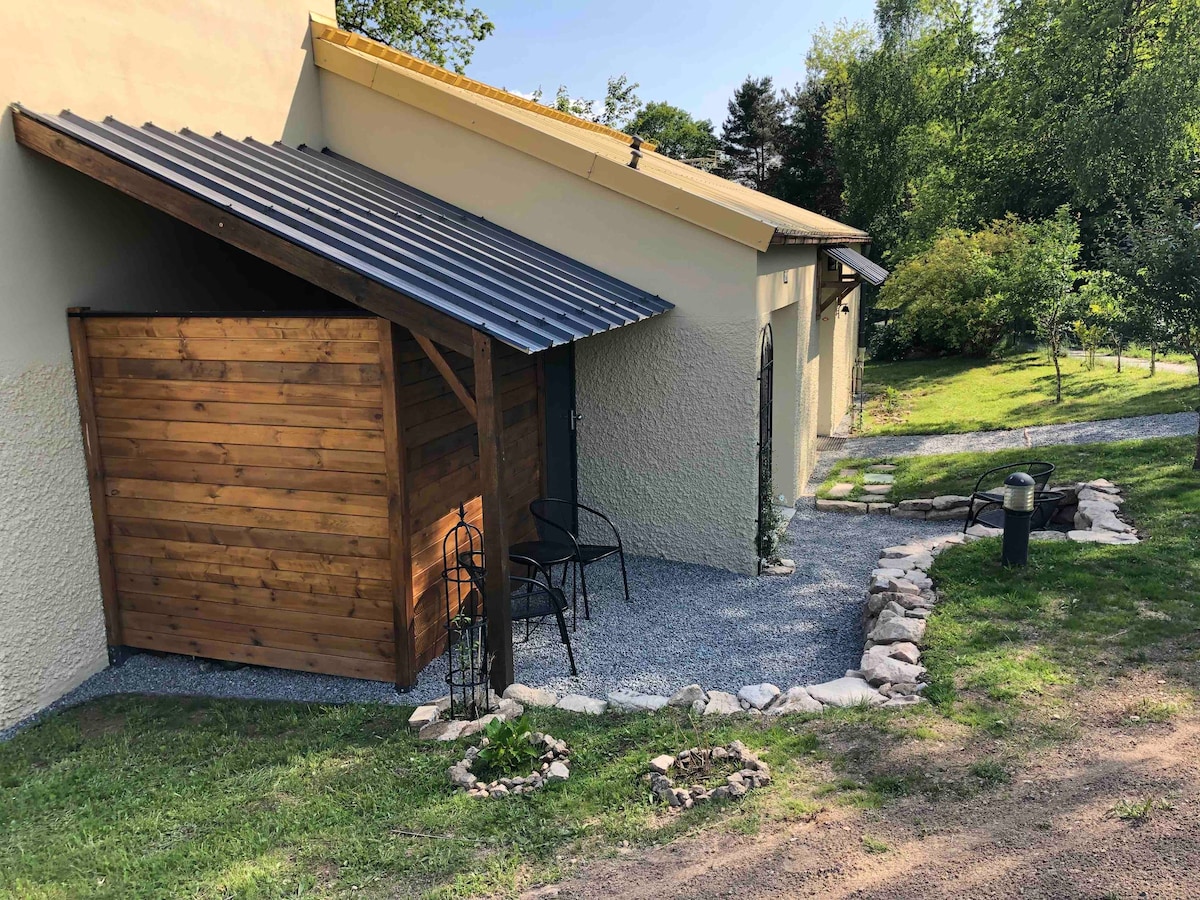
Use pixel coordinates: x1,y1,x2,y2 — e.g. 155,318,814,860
0,0,334,730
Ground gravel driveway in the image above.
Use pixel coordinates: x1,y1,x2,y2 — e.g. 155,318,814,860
813,411,1198,483
2,501,949,740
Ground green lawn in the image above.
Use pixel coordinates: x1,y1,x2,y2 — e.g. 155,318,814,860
860,354,1196,436
824,437,1200,721
5,438,1200,899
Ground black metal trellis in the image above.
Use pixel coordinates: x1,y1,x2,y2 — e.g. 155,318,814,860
441,505,492,720
756,324,774,571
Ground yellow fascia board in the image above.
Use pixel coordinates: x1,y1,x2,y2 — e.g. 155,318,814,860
313,37,779,249
310,17,655,151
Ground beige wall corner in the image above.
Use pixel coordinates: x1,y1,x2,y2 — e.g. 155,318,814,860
0,0,334,728
817,284,861,436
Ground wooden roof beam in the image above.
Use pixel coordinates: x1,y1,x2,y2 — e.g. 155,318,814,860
413,333,476,420
12,109,475,356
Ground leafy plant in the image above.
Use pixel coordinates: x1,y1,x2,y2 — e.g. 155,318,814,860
474,717,540,778
1110,796,1174,822
756,477,784,561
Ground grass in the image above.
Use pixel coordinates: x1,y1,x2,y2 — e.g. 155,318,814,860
859,354,1196,436
1110,796,1175,822
0,699,834,899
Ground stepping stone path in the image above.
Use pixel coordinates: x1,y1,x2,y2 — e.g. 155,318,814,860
863,473,895,485
827,483,856,499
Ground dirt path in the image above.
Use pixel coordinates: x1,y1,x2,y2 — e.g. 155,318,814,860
1067,350,1194,375
528,683,1200,899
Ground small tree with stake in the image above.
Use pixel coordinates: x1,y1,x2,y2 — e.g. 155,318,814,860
1117,200,1200,468
1027,207,1084,403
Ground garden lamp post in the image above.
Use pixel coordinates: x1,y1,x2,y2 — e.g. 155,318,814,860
1001,472,1035,567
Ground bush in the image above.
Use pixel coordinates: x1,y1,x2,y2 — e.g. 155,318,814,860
867,320,916,360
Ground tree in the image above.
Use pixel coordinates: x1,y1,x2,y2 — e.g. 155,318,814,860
1025,207,1084,403
1117,200,1200,468
534,75,641,129
1079,269,1134,371
335,0,494,73
720,76,785,191
626,102,718,162
773,80,844,218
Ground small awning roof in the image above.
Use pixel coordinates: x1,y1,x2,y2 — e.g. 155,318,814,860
16,107,673,353
824,246,889,286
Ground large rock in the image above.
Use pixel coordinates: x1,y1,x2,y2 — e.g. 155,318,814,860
887,553,934,572
419,720,472,741
1084,478,1120,494
896,499,934,512
868,616,927,644
806,677,886,708
649,754,676,774
764,686,823,715
1030,530,1068,542
703,691,742,715
556,694,608,715
607,689,669,712
408,704,440,730
827,482,855,499
880,542,930,558
668,684,707,707
926,507,969,521
1067,529,1139,545
816,499,869,514
965,523,1002,539
886,577,921,595
1078,487,1124,505
737,683,781,710
503,683,558,708
931,495,971,511
883,641,922,664
858,654,926,687
868,503,895,515
891,508,929,520
872,567,907,580
547,761,571,782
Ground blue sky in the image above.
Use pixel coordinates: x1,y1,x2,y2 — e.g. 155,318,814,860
467,1,877,128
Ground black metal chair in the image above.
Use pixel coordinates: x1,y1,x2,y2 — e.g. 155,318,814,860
963,461,1057,533
517,498,629,624
458,550,577,676
964,490,1064,532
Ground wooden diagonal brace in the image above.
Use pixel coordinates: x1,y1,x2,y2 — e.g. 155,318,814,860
414,333,477,420
819,280,859,314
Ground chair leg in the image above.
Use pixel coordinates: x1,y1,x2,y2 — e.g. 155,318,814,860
618,548,630,604
579,561,591,621
554,607,578,675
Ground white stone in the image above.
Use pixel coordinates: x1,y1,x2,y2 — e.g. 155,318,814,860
547,761,570,782
896,499,934,512
764,686,823,715
868,616,926,644
931,495,971,510
886,578,921,595
880,542,928,559
1084,478,1120,494
885,641,921,665
1029,530,1068,542
737,683,781,710
827,482,855,499
761,563,796,576
887,553,934,571
862,483,893,494
556,694,608,715
649,754,676,774
872,567,907,580
408,704,440,730
883,695,923,708
806,677,886,708
816,498,869,514
691,698,707,715
1067,530,1139,545
863,472,895,484
859,655,926,687
1078,487,1124,505
868,503,895,515
503,683,558,708
926,507,969,521
965,523,1003,539
668,684,707,707
419,719,471,741
607,689,670,712
703,691,742,715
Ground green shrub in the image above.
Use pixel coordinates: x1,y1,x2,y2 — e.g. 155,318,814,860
867,319,916,360
475,716,540,778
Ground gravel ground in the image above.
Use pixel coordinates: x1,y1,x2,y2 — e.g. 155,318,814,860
1,499,950,741
812,411,1198,484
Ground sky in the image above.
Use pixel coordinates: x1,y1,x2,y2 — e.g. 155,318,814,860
467,0,877,128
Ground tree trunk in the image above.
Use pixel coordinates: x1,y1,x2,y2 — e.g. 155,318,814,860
1116,338,1122,373
1052,341,1063,403
1150,338,1157,377
1194,354,1200,471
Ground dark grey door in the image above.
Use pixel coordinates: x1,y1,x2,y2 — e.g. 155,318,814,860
541,343,578,532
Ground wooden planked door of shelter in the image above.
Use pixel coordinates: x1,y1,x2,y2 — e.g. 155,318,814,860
69,312,402,682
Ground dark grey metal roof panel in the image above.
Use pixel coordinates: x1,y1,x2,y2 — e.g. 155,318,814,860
824,245,889,286
24,108,673,353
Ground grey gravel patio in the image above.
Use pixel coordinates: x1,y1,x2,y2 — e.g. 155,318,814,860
1,499,949,739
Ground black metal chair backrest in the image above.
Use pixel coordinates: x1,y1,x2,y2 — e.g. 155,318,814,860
1031,490,1065,530
457,550,566,622
530,498,622,548
971,461,1056,496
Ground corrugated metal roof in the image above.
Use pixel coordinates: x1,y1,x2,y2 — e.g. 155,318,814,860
23,108,673,353
824,246,889,287
311,21,871,250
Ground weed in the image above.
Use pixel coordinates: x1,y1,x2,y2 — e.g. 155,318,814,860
861,834,890,854
1110,797,1174,822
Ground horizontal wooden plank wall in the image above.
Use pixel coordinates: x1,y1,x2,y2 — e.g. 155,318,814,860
78,315,398,681
72,313,545,686
395,332,542,670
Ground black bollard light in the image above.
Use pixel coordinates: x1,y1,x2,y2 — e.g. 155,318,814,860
1001,472,1035,567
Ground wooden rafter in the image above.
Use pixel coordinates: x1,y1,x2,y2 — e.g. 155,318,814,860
13,110,474,356
819,281,859,315
413,333,477,420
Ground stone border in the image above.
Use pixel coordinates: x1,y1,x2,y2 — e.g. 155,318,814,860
449,730,571,798
407,478,1138,734
645,740,769,809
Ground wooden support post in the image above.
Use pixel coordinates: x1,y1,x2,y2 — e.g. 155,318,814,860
413,333,477,420
66,309,123,651
473,331,513,693
379,319,418,689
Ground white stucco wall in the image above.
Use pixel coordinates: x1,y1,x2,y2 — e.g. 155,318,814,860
817,284,862,436
320,73,764,573
0,0,333,730
756,245,822,503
